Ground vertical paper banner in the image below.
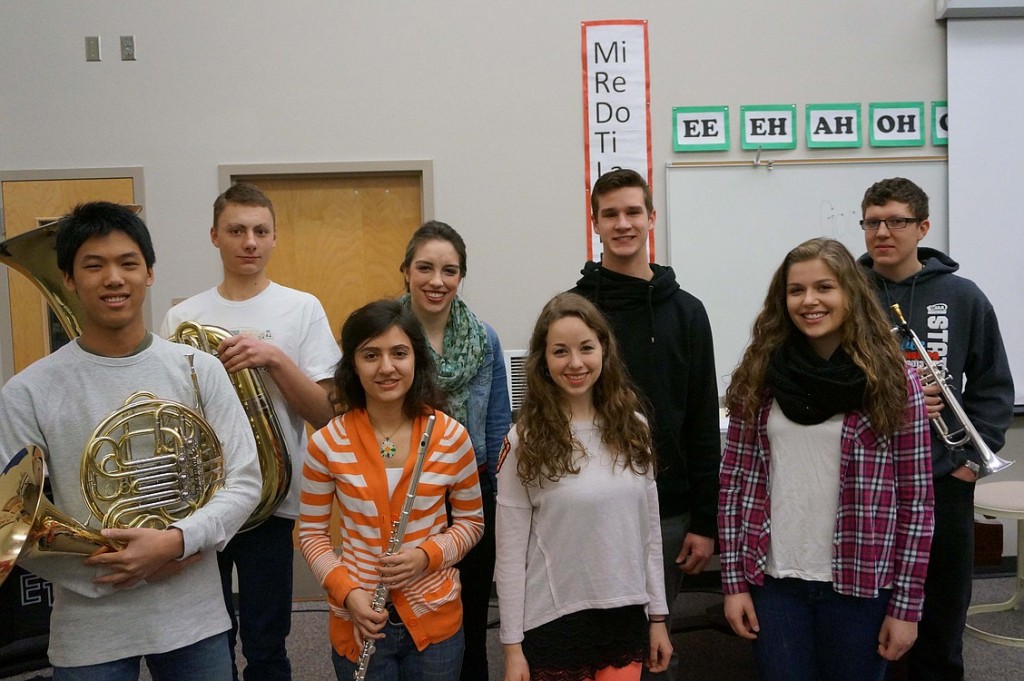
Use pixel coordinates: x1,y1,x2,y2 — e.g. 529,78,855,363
581,20,652,261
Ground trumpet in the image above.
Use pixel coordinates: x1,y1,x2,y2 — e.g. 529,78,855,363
890,304,1013,478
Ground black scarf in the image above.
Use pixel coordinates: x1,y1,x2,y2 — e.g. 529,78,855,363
766,335,867,425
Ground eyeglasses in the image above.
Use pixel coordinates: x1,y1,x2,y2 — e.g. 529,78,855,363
859,217,920,231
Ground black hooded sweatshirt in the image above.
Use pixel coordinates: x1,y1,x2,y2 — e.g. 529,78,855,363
570,261,721,538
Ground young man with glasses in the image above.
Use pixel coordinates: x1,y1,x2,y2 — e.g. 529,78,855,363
858,177,1014,681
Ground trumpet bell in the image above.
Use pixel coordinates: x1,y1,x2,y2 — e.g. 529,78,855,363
1,447,121,588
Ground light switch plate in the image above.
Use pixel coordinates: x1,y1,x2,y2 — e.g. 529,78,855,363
85,36,101,62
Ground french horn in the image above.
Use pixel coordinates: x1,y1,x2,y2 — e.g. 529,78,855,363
171,321,291,530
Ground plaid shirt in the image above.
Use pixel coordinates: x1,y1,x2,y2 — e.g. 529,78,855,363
718,368,934,621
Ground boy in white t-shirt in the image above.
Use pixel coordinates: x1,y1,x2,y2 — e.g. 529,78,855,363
161,183,340,681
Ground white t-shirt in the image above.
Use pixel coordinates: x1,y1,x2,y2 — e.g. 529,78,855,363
161,282,341,518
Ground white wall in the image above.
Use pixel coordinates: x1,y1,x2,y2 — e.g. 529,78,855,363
0,1,948,353
5,0,1023,547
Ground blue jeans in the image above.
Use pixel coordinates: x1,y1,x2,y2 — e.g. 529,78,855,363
218,515,295,681
330,622,464,681
750,576,891,681
52,632,232,681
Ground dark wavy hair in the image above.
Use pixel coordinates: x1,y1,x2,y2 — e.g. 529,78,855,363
333,299,447,418
861,177,929,221
55,202,155,276
515,293,654,484
725,238,907,435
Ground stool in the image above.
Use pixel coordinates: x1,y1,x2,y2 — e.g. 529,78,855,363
966,480,1024,647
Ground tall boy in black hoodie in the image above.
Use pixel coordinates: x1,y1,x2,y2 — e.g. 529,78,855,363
859,177,1014,681
571,169,721,680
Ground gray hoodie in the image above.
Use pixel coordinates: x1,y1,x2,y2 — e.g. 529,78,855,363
858,247,1014,478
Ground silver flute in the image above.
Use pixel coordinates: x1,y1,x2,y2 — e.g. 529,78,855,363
353,414,436,680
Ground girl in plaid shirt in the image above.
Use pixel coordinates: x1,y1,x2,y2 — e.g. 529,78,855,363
718,238,933,681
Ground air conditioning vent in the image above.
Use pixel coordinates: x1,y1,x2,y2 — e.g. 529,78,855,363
504,350,527,420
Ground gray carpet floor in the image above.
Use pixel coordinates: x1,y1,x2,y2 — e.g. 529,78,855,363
5,575,1021,680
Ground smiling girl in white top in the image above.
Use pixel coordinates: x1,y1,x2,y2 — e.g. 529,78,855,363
495,292,671,681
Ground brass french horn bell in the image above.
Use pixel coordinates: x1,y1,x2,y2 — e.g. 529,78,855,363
0,446,122,588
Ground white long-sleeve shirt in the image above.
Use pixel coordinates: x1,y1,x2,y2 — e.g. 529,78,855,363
495,420,667,645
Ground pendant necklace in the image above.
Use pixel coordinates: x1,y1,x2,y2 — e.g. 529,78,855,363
373,421,403,459
574,420,600,459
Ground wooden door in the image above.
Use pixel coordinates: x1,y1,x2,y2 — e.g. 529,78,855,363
2,178,136,372
229,172,423,554
234,173,423,342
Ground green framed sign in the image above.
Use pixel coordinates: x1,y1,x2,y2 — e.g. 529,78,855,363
932,100,948,146
673,106,729,152
806,103,862,148
869,101,925,147
741,104,797,150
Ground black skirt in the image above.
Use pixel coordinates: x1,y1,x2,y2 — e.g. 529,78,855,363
521,605,648,681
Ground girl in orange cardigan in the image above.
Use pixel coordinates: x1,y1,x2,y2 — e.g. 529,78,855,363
299,299,484,680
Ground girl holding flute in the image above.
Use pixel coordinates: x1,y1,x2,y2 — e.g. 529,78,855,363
299,299,483,680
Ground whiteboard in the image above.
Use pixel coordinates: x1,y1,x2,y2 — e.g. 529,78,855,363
948,19,1024,407
666,157,948,397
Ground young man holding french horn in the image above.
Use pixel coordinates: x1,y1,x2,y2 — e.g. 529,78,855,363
0,202,262,679
858,177,1015,681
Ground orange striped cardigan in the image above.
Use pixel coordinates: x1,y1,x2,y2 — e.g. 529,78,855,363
299,408,484,659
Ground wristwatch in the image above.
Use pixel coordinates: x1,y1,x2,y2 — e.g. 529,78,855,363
961,460,980,478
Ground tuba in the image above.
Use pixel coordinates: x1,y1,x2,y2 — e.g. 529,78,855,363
0,216,226,544
171,321,291,530
890,303,1013,478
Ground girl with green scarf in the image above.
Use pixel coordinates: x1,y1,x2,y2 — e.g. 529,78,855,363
399,221,512,681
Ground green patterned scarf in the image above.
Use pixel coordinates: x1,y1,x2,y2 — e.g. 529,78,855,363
399,293,487,424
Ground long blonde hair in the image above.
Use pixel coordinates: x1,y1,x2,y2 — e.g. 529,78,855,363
725,238,907,435
515,293,654,483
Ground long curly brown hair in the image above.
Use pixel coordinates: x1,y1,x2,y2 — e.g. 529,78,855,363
514,293,654,484
725,238,907,435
